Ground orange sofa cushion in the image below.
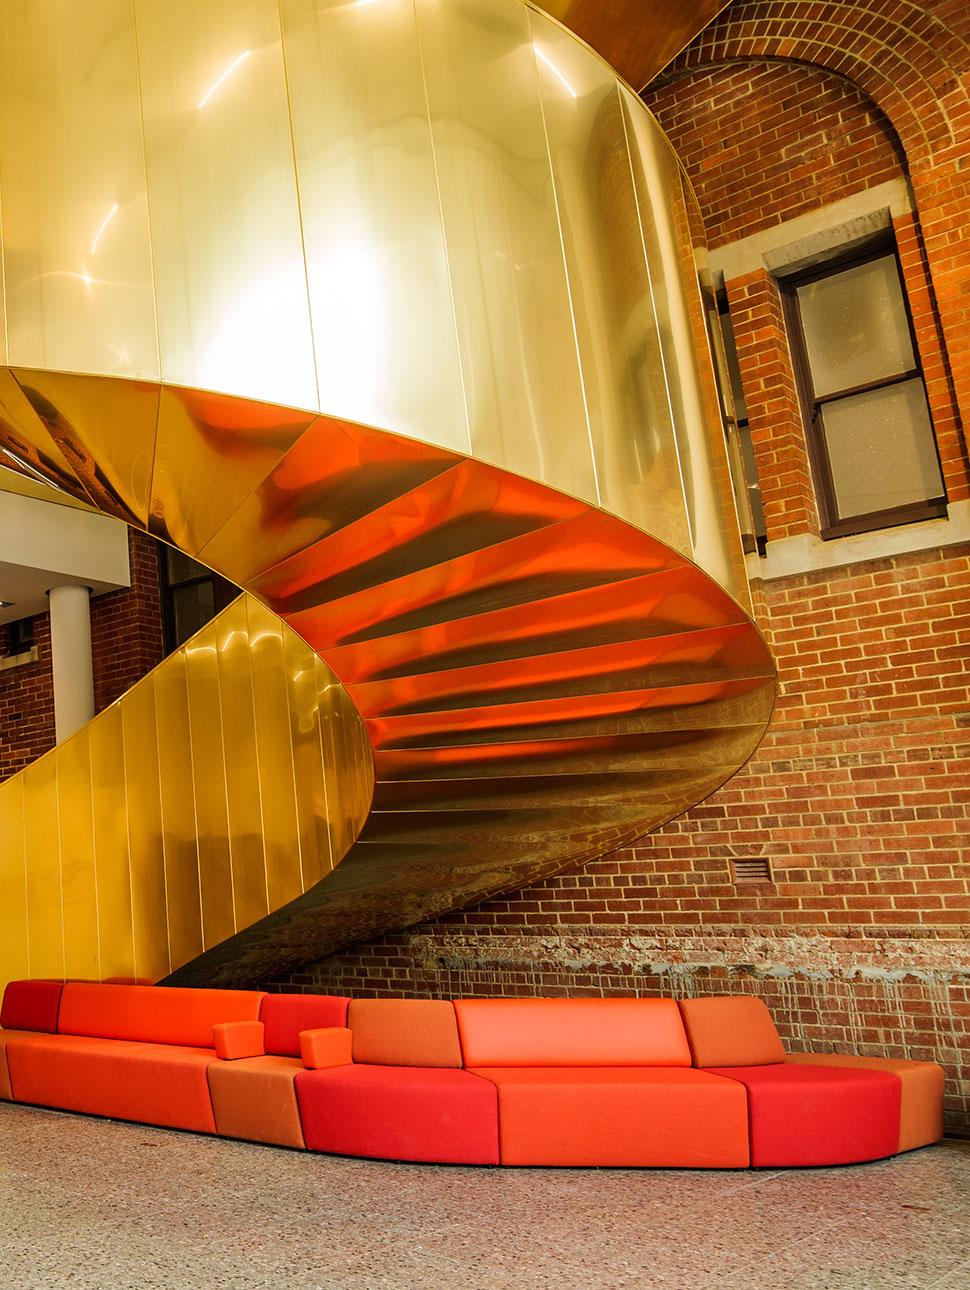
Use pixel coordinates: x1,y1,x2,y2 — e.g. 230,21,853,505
300,1027,353,1069
1,980,64,1033
470,1067,749,1167
454,998,691,1068
0,1030,54,1100
214,1021,265,1061
787,1053,944,1153
208,1055,305,1148
348,999,462,1067
58,983,264,1048
259,994,350,1057
678,996,786,1067
6,1034,218,1132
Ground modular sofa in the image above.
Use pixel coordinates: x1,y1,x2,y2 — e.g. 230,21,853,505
0,981,944,1168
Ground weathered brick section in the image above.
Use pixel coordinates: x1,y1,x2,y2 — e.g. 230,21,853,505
274,2,970,1135
0,530,164,779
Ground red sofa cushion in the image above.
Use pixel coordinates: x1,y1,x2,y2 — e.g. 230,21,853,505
57,984,264,1048
471,1067,749,1167
454,998,691,1067
6,1035,218,1132
295,1064,499,1164
1,981,64,1034
679,996,786,1067
259,994,350,1057
708,1063,902,1166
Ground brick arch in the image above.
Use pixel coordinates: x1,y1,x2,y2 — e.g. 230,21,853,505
659,1,970,168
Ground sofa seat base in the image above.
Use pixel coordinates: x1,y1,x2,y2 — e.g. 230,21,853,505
6,1034,218,1133
0,1030,56,1100
707,1063,901,1167
296,1064,499,1164
786,1053,943,1153
208,1055,305,1148
469,1067,750,1167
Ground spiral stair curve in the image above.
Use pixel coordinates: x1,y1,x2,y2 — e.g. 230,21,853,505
0,0,775,990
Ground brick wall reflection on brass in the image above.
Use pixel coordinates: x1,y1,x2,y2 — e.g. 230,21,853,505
0,0,775,990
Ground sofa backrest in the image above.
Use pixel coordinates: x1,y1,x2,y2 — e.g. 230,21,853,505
259,993,350,1056
678,996,786,1067
1,980,64,1033
347,999,462,1067
454,998,692,1067
57,984,264,1048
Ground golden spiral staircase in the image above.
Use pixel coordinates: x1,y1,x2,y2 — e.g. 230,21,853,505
0,0,773,991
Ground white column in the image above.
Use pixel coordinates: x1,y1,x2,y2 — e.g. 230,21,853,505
48,584,95,743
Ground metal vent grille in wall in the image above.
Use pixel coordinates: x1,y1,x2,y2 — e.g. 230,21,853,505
732,857,773,884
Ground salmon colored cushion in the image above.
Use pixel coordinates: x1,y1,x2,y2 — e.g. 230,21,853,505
787,1053,944,1153
348,999,462,1068
57,984,264,1048
299,1027,353,1069
7,1035,218,1132
454,998,691,1068
214,1021,265,1060
259,994,350,1057
296,1064,500,1164
208,1055,305,1148
678,996,786,1067
471,1066,749,1167
1,981,64,1034
708,1063,901,1166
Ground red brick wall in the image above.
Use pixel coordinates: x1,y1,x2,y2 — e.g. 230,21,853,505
0,530,164,779
270,2,970,1135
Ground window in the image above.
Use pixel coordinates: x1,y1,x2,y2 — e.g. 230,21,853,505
4,617,35,656
781,242,946,539
703,286,768,556
160,548,238,653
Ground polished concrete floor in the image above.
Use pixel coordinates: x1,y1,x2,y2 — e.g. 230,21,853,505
0,1103,966,1289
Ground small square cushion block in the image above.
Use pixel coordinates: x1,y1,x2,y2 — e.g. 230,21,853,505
1,981,64,1034
295,1065,500,1164
707,1064,901,1166
208,1056,305,1148
57,983,264,1048
679,996,786,1068
787,1053,944,1153
470,1068,749,1167
348,999,462,1067
214,1020,265,1060
6,1035,219,1132
300,1027,353,1069
454,998,691,1067
258,994,350,1057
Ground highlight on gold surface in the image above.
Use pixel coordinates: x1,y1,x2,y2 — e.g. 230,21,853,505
0,0,775,989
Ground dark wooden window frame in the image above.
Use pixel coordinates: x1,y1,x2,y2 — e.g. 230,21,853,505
779,237,947,541
159,549,237,655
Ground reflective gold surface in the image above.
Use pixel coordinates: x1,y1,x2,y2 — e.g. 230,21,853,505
0,0,774,989
0,592,372,985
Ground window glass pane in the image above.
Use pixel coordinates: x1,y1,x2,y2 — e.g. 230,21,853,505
797,255,915,397
821,378,944,520
166,547,210,585
172,580,216,647
719,308,748,421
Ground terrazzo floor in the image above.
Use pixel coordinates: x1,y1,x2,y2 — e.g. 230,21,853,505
0,1103,966,1290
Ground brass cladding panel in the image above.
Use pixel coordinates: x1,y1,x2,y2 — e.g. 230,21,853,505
0,592,372,987
0,0,774,989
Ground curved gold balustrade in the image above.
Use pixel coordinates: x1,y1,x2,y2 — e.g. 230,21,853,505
0,0,775,989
